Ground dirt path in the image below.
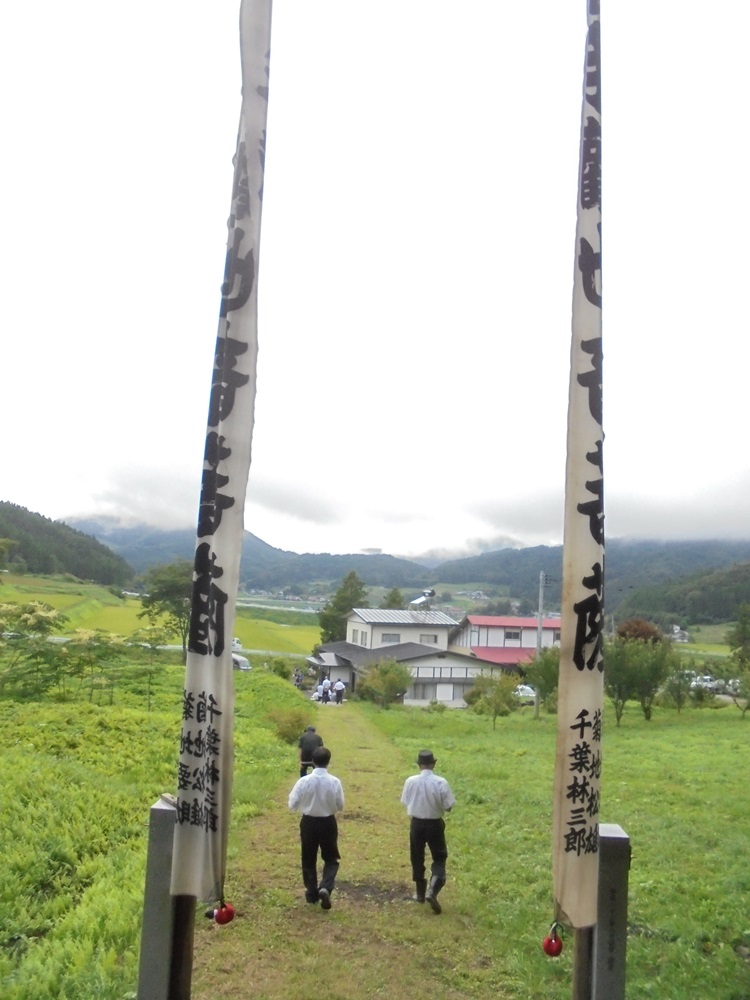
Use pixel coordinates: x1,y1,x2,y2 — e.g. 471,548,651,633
190,703,487,1000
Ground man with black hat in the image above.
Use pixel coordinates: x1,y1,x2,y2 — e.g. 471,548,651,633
297,725,323,778
400,749,456,914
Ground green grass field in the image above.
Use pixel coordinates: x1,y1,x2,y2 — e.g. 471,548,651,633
0,574,321,654
1,643,749,999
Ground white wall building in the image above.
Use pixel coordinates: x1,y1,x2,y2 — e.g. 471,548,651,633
449,615,562,651
306,609,534,708
346,608,457,651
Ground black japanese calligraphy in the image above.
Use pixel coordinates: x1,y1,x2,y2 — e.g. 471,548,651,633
580,116,601,212
584,18,601,116
563,702,601,855
220,229,255,318
572,561,604,672
176,690,224,831
577,336,602,424
577,477,604,545
189,542,228,656
578,235,602,310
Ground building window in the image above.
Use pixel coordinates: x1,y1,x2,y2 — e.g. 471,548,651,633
553,630,561,642
360,633,368,647
352,628,359,644
420,633,438,645
505,630,520,641
381,633,401,644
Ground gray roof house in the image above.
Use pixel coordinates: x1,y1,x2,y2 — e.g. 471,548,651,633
307,608,518,708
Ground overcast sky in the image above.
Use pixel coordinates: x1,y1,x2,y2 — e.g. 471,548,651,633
3,2,750,561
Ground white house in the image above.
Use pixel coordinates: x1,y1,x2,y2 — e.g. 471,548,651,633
449,615,562,652
346,608,457,651
306,608,527,708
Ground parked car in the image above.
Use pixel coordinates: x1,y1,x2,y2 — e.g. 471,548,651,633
690,674,722,693
231,637,242,651
232,654,251,672
514,684,536,705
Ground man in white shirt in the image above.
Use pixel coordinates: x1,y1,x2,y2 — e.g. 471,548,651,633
288,745,345,909
400,749,456,914
333,679,346,704
321,676,332,703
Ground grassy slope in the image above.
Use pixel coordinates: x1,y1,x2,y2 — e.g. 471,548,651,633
191,702,750,1000
0,670,307,1000
0,575,320,653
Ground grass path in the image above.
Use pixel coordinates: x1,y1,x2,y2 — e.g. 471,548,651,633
190,703,512,1000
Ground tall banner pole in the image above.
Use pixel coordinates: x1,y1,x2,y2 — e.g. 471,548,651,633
170,0,274,907
551,0,603,978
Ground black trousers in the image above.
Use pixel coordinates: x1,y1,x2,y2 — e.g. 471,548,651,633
409,817,447,882
300,814,340,903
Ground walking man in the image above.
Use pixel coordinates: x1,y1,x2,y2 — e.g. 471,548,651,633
288,745,344,909
297,725,323,778
400,749,456,914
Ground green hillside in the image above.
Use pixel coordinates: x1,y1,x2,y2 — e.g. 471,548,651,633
0,574,319,654
0,502,132,585
618,560,750,625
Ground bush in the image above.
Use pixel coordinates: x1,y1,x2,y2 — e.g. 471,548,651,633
265,706,314,744
267,657,293,681
358,659,413,708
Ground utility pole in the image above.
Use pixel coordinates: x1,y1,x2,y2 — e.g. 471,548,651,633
534,572,548,719
536,571,547,657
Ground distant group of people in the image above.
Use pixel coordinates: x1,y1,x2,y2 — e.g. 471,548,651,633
290,727,456,914
311,675,346,704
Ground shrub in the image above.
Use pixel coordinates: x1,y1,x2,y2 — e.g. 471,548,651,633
357,659,413,709
265,706,314,744
267,656,293,681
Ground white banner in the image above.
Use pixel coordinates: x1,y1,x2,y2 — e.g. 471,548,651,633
171,0,273,902
551,0,603,929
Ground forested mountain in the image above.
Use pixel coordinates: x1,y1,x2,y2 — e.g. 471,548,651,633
0,503,132,586
67,517,433,588
617,560,750,625
435,539,750,614
11,504,750,622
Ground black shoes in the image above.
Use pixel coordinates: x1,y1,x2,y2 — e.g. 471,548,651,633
318,888,332,910
425,890,442,914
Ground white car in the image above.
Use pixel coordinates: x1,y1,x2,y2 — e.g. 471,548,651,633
514,684,536,705
231,637,242,651
232,654,251,672
690,674,720,693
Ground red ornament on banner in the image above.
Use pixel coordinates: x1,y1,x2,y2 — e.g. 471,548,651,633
205,902,236,925
542,921,564,957
215,903,235,925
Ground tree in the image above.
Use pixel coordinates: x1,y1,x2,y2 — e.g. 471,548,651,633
474,598,514,616
725,604,750,669
138,560,193,663
604,636,677,724
0,601,69,696
662,669,693,714
725,606,750,718
524,646,560,717
465,674,519,728
318,571,368,644
379,588,405,610
65,629,124,704
0,538,19,569
615,618,663,643
129,624,173,711
357,658,412,708
603,639,634,726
